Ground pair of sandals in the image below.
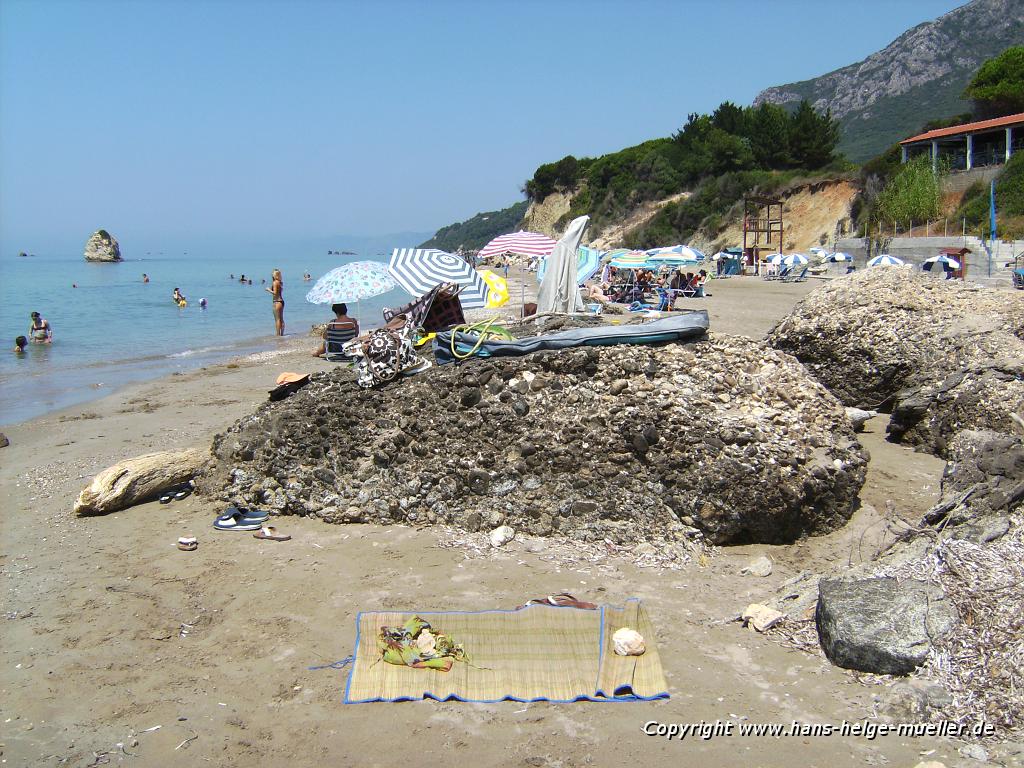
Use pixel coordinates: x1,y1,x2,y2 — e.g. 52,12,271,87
214,506,290,541
160,484,193,504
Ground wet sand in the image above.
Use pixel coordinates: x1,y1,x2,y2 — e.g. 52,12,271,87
2,276,961,768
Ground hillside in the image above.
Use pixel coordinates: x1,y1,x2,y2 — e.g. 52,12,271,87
419,201,528,252
753,0,1024,161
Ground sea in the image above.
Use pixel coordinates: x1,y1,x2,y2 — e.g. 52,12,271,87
0,250,409,425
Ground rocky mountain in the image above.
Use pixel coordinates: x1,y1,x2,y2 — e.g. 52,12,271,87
754,0,1024,161
419,201,529,252
83,229,122,262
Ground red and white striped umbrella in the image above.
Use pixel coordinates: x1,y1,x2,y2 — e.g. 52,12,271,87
478,231,557,260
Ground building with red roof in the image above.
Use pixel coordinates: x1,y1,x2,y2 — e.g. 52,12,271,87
899,113,1024,171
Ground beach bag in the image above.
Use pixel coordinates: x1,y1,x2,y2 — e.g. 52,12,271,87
343,315,428,388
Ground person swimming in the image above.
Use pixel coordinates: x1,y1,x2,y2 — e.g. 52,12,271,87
28,312,52,343
142,273,150,283
199,298,208,309
172,287,187,306
13,335,27,354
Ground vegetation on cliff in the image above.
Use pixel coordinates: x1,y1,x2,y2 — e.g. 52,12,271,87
419,201,529,252
956,153,1024,239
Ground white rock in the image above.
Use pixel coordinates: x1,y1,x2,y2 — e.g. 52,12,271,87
739,555,773,577
612,627,646,656
740,603,785,632
959,744,988,763
489,525,515,548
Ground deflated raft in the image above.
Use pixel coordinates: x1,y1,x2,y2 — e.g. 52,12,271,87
433,310,709,365
344,599,668,703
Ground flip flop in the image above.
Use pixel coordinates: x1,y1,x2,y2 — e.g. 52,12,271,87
213,511,264,531
253,526,291,542
215,506,269,524
160,494,173,504
174,488,192,501
177,537,198,551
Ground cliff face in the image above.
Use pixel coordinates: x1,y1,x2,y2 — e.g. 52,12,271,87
754,0,1024,160
83,230,122,262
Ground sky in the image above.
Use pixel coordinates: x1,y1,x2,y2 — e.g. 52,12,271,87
0,0,966,256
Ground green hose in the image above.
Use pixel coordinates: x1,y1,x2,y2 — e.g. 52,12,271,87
449,317,513,360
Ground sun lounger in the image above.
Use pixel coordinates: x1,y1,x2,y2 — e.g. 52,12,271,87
783,266,808,282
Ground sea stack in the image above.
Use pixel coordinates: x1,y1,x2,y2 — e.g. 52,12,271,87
83,229,122,262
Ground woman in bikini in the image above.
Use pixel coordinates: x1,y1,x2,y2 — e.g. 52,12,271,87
266,268,284,336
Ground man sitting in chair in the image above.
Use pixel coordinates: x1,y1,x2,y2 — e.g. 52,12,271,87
313,303,360,360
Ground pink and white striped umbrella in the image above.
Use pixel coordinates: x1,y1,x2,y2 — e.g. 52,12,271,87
478,231,557,260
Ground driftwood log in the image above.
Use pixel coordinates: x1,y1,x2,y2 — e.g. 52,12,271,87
74,448,208,516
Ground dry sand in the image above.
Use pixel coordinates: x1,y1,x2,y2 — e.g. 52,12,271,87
2,276,964,768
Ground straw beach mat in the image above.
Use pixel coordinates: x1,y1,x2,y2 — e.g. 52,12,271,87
344,599,668,703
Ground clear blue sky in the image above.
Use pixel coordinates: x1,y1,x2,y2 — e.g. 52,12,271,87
0,0,964,255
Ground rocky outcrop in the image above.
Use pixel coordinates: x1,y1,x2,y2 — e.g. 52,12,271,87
83,229,122,262
923,429,1024,534
198,333,867,545
816,577,958,675
753,0,1024,160
74,448,208,515
768,269,1024,455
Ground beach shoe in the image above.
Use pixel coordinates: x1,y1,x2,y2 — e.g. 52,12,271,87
174,488,192,501
253,526,291,542
213,508,266,531
160,494,173,504
215,506,269,525
177,536,198,551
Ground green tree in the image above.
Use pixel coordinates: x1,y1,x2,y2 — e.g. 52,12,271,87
747,103,791,169
711,101,746,135
788,100,840,170
875,155,943,223
963,46,1024,118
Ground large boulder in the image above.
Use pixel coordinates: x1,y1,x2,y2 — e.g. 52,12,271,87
74,448,208,515
768,269,1024,455
887,356,1024,456
816,577,957,675
197,334,867,545
83,229,122,262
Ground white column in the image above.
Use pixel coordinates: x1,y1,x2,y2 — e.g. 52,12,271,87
966,134,973,170
931,140,939,172
1008,127,1014,161
901,145,908,163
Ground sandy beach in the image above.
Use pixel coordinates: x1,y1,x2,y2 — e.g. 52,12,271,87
2,276,969,768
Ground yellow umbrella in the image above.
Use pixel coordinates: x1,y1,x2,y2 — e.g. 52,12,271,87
480,269,509,308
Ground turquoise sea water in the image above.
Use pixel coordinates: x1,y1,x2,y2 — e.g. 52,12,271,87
0,251,407,425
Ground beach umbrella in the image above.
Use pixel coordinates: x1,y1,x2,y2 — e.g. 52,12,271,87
305,260,396,304
609,250,654,269
478,231,557,261
388,248,491,309
867,254,905,267
827,252,852,262
479,269,510,308
602,248,631,264
923,254,960,270
537,245,603,285
710,251,730,261
768,253,785,265
647,245,704,265
783,253,809,267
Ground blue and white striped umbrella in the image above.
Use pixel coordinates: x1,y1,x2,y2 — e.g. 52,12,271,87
923,254,960,270
647,244,704,264
827,252,852,262
783,253,809,267
867,254,905,267
537,245,603,285
388,248,490,309
768,253,785,265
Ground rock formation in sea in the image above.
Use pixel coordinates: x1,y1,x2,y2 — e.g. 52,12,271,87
83,229,122,262
767,268,1024,456
197,331,867,546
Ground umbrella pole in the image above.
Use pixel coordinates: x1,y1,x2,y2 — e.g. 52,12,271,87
521,260,525,319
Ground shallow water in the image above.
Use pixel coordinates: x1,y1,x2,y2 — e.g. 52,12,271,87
0,251,406,424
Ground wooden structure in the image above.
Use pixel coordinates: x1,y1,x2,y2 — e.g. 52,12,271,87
941,246,971,280
900,112,1023,171
742,196,783,275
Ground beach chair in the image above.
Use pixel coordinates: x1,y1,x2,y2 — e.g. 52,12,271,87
784,267,809,282
653,286,673,311
324,322,360,362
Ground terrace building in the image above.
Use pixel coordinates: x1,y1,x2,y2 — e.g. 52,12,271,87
900,113,1024,172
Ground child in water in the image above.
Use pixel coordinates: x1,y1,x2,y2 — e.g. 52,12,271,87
13,336,27,354
172,287,187,305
